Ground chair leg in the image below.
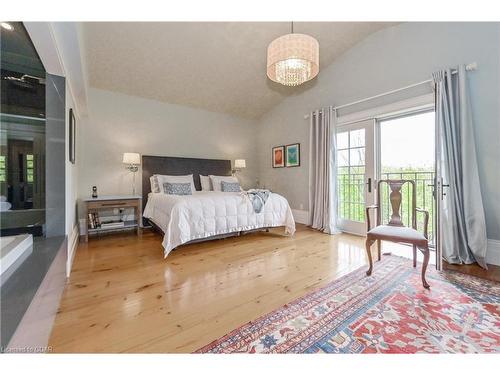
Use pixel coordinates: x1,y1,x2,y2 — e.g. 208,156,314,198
420,245,430,289
377,240,381,261
412,245,417,268
365,239,375,276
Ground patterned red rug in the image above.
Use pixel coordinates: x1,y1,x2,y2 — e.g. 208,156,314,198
195,255,500,353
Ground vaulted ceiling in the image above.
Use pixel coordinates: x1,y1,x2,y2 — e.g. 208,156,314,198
83,22,396,119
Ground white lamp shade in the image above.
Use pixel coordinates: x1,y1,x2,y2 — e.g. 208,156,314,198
123,152,141,165
267,33,319,86
235,159,246,169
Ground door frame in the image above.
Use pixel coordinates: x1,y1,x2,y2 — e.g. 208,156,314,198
336,119,376,236
375,108,437,242
335,94,441,268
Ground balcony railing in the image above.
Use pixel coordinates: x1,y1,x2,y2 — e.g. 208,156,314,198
337,169,435,244
380,171,435,244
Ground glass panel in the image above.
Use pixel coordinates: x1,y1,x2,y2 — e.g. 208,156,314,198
1,22,46,221
379,111,436,243
350,129,365,147
336,131,348,149
337,127,366,223
349,147,365,166
337,150,349,167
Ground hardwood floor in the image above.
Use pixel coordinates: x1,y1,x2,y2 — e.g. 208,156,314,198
49,225,375,353
48,225,500,352
443,261,500,282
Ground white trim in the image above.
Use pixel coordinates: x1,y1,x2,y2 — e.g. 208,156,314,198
26,22,82,116
66,224,79,277
292,209,310,225
336,93,434,126
339,229,366,237
23,22,64,76
486,239,500,266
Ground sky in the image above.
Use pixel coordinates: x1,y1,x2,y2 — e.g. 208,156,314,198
380,111,435,169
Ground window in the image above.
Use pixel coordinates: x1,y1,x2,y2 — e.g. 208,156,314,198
0,155,6,182
337,128,367,223
26,154,34,183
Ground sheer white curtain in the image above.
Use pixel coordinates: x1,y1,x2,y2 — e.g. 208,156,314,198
433,65,488,268
308,106,339,234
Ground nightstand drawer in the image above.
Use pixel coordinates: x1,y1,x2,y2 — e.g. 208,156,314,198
87,200,139,210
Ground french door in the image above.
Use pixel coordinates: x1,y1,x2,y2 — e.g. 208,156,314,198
336,119,375,235
335,110,442,270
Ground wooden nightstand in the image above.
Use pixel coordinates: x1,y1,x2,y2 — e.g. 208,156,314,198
82,195,142,242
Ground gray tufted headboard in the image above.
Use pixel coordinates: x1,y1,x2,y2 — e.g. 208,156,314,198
141,155,232,220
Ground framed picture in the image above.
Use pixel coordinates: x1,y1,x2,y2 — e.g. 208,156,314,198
272,145,285,168
285,143,300,167
69,108,76,164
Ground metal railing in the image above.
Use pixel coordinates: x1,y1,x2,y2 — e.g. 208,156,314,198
337,169,435,244
380,171,435,244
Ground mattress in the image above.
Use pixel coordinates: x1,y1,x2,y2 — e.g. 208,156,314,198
143,191,296,257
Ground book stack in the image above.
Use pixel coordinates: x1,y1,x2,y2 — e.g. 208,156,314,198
88,212,101,229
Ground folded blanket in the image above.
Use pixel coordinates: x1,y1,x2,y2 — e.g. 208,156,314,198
243,189,271,213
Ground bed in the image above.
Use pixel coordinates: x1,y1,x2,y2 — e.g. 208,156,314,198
141,155,296,257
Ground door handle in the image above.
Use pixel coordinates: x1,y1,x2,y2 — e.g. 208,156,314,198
442,184,449,199
428,183,435,198
366,178,372,193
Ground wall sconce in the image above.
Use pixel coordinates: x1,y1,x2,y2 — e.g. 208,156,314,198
123,152,141,195
232,159,246,175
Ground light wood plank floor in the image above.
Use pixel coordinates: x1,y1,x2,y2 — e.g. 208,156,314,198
48,225,425,353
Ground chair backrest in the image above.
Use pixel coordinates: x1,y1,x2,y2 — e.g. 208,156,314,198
376,179,416,229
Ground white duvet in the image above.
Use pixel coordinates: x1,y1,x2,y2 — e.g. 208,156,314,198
143,191,296,257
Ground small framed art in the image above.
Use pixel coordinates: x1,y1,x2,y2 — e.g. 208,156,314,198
285,143,300,167
272,145,285,168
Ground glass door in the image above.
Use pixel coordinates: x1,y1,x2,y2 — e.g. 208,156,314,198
378,111,436,245
336,119,375,235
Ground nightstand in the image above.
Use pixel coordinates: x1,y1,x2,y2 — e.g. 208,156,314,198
82,195,142,242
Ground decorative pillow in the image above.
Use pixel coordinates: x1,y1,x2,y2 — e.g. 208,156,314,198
150,176,160,193
209,175,239,191
221,181,241,192
155,174,196,192
200,175,212,191
163,182,192,195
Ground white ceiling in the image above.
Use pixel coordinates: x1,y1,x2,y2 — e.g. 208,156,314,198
83,22,396,119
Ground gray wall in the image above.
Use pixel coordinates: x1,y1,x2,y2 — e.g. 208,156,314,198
78,88,259,217
256,22,500,240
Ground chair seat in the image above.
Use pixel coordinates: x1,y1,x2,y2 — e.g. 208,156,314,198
367,225,427,245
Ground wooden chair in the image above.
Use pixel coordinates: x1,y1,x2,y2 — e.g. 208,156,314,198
365,179,431,288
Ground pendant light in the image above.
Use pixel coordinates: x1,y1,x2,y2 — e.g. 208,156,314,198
267,22,319,86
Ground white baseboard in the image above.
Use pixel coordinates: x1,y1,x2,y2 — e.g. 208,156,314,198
66,224,79,277
292,209,310,225
486,239,500,266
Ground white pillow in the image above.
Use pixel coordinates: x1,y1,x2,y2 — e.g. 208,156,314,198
209,175,239,192
154,174,196,193
200,175,212,191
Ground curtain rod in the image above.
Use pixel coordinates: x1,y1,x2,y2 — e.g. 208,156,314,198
304,62,477,119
